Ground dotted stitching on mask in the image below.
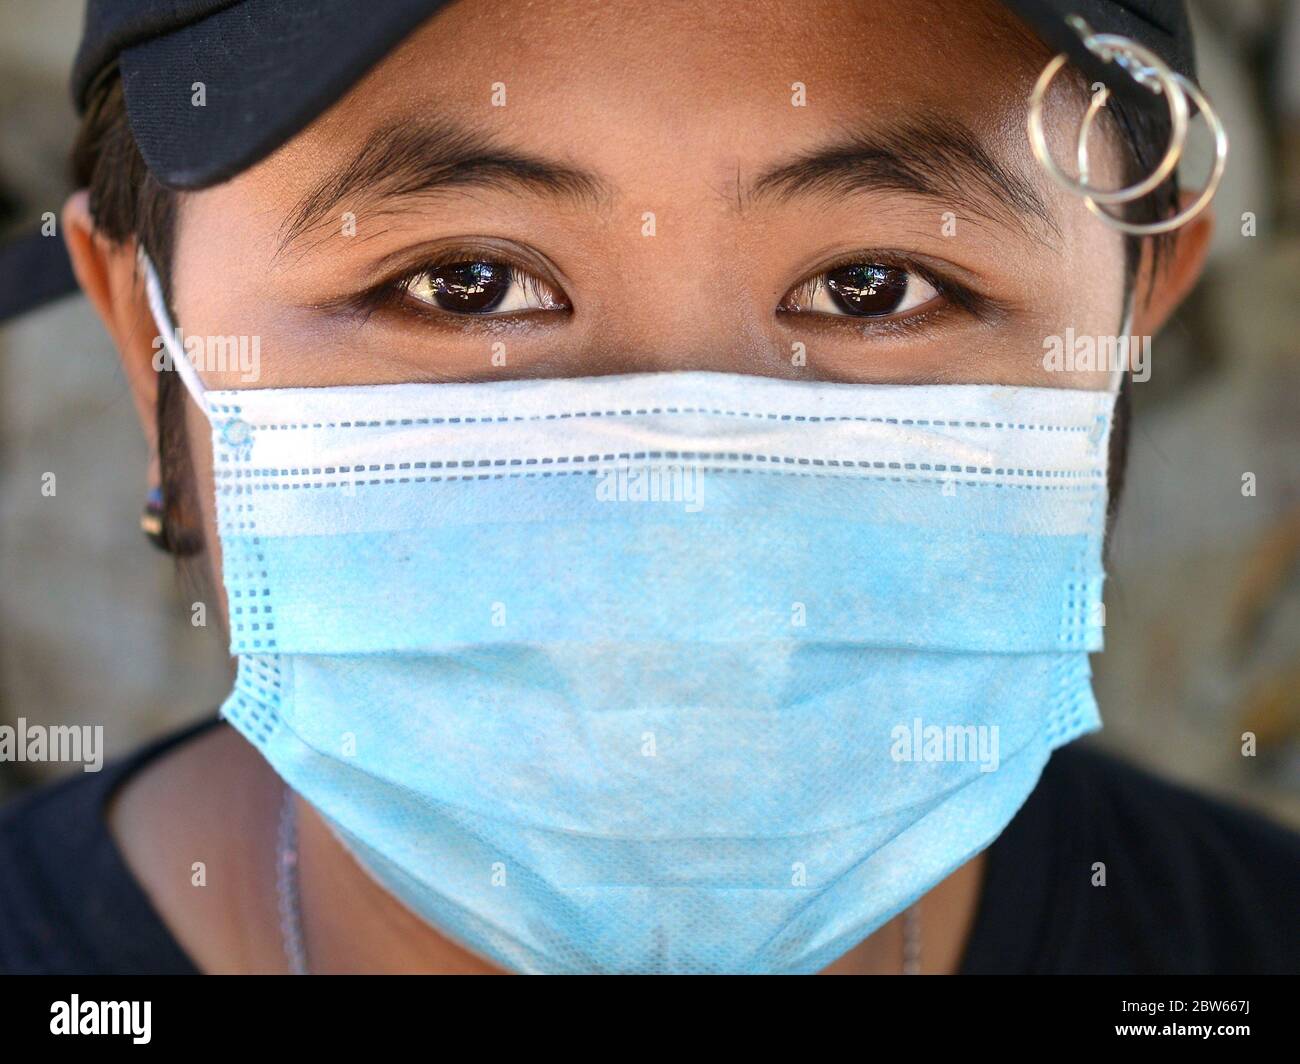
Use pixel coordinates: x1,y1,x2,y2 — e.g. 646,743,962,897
1048,440,1108,742
212,452,1102,484
225,654,281,747
221,407,1094,433
213,465,1103,495
212,406,278,653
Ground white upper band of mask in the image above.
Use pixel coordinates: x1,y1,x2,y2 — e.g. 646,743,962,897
215,370,1114,493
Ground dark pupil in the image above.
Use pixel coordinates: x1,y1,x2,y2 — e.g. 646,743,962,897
825,264,909,316
428,262,510,313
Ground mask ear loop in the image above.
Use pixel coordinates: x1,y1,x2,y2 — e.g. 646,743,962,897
1110,286,1136,395
139,249,211,410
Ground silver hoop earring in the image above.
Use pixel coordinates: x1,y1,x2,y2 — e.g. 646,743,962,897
1026,15,1228,236
1077,72,1229,236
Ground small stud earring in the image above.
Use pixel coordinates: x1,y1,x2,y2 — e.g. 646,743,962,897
141,485,170,552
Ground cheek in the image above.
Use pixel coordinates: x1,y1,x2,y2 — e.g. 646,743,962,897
1021,213,1128,390
1065,235,1129,381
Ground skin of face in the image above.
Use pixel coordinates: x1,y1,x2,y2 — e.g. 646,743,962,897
63,0,1213,973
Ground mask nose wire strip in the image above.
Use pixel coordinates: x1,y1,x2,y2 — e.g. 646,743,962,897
141,251,211,408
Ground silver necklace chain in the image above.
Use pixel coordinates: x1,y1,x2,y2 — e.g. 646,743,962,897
276,786,309,975
275,785,922,975
902,902,923,975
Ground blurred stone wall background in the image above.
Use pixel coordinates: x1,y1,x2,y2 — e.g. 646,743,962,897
1,1,1297,823
0,0,233,804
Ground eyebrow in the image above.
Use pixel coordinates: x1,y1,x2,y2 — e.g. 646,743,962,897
747,115,1059,241
280,113,1057,256
278,120,613,253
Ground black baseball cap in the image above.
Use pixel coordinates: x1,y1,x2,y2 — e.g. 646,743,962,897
66,0,1196,192
1,0,1197,320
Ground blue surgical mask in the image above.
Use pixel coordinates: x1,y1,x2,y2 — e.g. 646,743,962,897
145,257,1114,974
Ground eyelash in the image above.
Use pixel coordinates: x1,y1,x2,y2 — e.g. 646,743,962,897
350,247,997,328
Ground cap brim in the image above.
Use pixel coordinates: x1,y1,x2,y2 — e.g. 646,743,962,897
119,0,450,190
118,0,1195,192
119,0,1195,192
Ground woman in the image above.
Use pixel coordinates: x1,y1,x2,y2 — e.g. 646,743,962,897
1,0,1295,974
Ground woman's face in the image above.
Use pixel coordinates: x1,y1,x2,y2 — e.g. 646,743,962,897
162,0,1136,609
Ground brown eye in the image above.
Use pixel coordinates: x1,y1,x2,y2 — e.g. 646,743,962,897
782,262,940,318
422,261,511,313
826,264,908,315
402,260,565,316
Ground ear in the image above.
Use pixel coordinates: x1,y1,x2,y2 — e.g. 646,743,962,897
62,190,163,486
1129,194,1215,337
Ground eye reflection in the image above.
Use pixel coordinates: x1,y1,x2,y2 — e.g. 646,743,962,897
402,259,565,315
783,263,941,318
377,251,961,328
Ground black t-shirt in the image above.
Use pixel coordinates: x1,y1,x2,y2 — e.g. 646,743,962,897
0,717,1296,974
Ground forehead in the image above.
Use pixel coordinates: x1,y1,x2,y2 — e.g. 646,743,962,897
255,0,1054,199
178,0,1129,311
